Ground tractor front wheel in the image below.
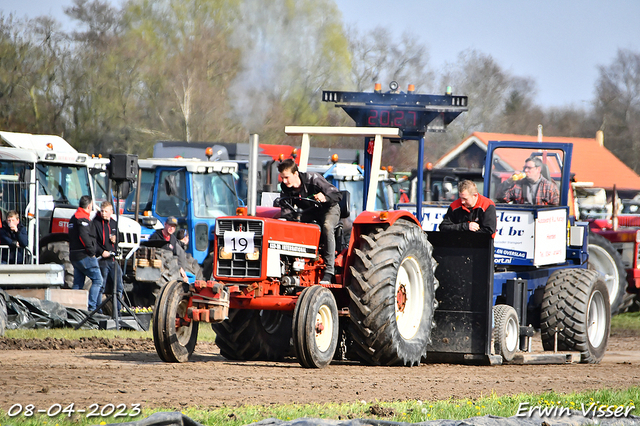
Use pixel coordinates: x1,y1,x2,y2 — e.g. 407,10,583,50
292,286,339,368
347,221,438,366
540,268,610,363
153,280,199,363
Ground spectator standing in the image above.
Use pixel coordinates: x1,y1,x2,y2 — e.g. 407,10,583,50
93,202,124,310
69,195,103,311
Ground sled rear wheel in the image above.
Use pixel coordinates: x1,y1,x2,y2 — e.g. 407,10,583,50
493,304,519,362
540,268,610,363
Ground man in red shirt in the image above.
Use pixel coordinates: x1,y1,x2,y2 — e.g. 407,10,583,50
439,180,497,237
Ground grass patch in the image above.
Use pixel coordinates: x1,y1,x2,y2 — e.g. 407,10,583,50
611,311,640,331
1,387,638,425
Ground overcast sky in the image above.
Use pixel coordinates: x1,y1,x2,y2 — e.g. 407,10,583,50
3,0,639,109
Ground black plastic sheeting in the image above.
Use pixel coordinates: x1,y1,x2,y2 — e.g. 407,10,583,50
102,411,640,426
0,288,113,330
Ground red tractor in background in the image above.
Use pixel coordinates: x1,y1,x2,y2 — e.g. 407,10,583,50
571,184,640,315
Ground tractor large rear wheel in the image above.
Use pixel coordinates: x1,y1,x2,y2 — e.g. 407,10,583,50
347,221,438,366
212,309,292,361
153,280,198,363
40,241,74,288
540,268,610,363
588,232,626,315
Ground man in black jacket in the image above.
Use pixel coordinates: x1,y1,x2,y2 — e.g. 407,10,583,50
0,210,29,264
93,201,124,310
439,180,497,237
149,216,188,281
277,159,342,284
69,195,103,311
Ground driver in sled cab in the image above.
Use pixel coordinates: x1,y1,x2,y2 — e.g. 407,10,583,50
277,158,342,285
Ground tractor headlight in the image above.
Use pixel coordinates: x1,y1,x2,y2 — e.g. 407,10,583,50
245,249,260,261
219,247,232,259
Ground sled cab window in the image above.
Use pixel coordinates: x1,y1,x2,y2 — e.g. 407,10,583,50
489,147,565,205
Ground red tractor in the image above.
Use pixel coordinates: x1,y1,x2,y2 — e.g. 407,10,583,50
152,86,469,367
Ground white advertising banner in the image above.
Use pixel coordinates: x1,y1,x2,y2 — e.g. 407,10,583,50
400,204,568,266
533,209,567,266
494,210,535,265
418,206,449,232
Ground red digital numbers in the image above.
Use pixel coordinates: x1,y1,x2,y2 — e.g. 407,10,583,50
366,109,417,128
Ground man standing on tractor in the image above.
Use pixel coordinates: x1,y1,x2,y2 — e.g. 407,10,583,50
497,156,560,206
277,158,342,285
439,180,497,237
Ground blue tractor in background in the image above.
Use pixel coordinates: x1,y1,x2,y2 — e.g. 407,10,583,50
122,157,240,305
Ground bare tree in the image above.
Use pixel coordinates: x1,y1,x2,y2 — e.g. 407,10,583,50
0,14,70,135
348,26,435,94
594,48,640,173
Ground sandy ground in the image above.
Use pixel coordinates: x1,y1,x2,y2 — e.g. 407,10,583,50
0,329,638,416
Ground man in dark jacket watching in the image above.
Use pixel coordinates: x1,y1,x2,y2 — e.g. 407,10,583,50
93,201,124,310
439,180,497,237
69,195,103,311
277,159,342,284
149,216,188,281
0,210,29,264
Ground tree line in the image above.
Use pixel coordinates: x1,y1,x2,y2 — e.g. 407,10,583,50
1,0,639,173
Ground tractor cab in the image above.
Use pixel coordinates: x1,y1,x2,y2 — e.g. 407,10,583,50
123,157,240,264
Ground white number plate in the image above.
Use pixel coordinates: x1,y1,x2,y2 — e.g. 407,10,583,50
223,231,255,253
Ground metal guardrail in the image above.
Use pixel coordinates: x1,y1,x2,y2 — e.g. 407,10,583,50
0,245,33,265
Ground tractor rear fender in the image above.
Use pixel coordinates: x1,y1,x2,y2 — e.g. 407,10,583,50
344,210,421,282
40,232,69,249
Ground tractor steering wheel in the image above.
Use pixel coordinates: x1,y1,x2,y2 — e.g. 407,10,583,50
275,195,323,222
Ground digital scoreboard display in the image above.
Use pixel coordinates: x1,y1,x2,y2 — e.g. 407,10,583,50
322,90,468,135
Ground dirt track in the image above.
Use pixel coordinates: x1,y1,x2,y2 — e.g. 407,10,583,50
0,330,638,414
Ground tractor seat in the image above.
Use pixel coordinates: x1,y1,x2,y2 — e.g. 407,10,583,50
338,190,350,219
